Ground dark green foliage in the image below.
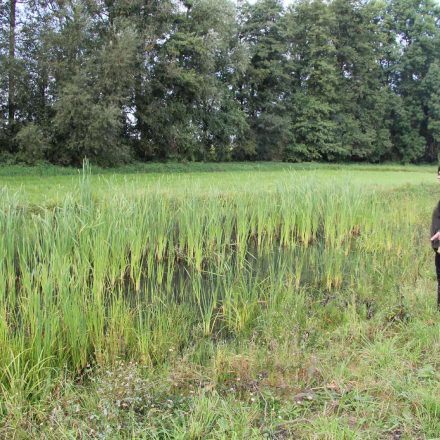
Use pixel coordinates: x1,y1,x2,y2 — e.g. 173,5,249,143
136,0,248,161
284,0,341,161
15,123,48,164
0,0,439,164
239,0,291,160
53,79,129,166
422,62,440,160
386,0,440,162
330,0,393,161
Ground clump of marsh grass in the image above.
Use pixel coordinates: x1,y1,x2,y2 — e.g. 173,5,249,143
0,165,432,410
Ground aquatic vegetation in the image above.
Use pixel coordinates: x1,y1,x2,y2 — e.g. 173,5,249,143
0,167,432,413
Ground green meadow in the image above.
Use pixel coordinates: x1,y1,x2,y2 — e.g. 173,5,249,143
1,163,440,439
0,162,435,204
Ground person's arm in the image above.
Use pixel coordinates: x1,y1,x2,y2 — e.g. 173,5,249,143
431,202,440,242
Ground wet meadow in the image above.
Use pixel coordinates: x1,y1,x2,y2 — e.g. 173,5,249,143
1,162,439,439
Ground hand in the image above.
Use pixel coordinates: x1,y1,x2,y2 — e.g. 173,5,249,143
431,231,440,242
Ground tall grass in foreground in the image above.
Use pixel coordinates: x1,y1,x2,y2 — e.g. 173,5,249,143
0,173,430,405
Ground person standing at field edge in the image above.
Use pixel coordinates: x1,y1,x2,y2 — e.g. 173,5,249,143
430,166,440,310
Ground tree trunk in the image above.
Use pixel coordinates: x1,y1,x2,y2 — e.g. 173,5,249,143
8,0,16,124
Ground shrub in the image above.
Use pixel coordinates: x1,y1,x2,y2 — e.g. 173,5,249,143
15,123,48,165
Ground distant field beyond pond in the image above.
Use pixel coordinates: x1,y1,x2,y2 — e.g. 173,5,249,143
0,162,436,205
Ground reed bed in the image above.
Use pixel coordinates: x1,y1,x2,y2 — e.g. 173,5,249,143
0,168,431,407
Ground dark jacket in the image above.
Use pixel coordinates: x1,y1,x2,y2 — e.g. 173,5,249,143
431,201,440,249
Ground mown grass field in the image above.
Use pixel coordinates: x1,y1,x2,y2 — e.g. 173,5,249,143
1,162,440,439
0,162,435,205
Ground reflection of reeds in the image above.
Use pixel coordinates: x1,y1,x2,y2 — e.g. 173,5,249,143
0,173,429,398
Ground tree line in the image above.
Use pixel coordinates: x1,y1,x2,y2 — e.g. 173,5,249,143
1,0,440,166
